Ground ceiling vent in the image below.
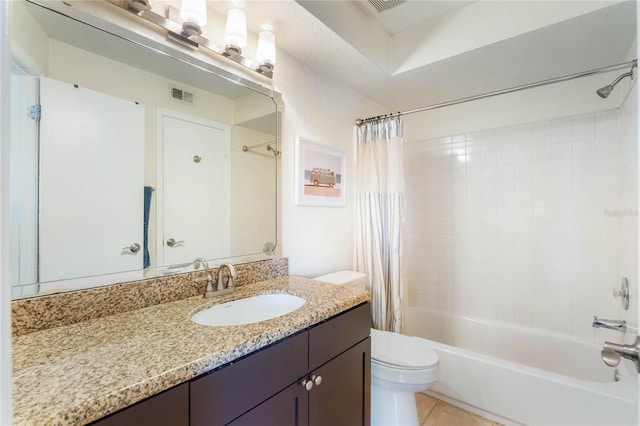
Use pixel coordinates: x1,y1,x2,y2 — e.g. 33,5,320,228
368,0,406,13
170,87,194,104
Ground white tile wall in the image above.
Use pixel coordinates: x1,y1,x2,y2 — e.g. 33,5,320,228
404,101,638,341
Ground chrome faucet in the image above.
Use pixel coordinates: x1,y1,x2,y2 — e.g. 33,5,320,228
194,257,209,271
593,316,627,332
194,257,216,299
216,263,237,291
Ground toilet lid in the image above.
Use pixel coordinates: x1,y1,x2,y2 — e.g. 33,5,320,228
370,328,438,369
314,271,368,288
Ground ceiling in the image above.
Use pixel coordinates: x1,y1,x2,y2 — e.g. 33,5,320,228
235,0,637,114
354,0,474,35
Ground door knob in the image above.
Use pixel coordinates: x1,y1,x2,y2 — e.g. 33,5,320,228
313,375,322,386
166,238,185,247
601,336,640,373
123,243,141,253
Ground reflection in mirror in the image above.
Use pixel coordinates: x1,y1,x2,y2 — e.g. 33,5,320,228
10,0,279,298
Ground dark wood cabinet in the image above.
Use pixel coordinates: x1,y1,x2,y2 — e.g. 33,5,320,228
90,383,188,426
228,379,309,426
309,301,371,370
229,336,371,426
225,303,371,426
92,302,370,426
190,331,309,426
309,339,371,426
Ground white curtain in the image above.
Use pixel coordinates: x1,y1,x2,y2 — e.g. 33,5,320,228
355,118,404,332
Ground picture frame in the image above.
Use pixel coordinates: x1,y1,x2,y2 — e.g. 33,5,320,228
294,137,346,207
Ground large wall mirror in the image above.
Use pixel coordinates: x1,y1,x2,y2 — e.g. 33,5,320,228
10,0,279,298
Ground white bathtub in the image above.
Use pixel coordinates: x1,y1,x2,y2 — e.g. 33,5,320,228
405,307,638,426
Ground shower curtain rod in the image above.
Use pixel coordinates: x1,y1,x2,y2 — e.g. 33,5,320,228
355,59,638,126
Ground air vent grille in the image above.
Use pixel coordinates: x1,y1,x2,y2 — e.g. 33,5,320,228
368,0,406,13
170,87,194,104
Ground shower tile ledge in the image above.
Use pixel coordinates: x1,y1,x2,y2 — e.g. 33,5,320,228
12,276,370,426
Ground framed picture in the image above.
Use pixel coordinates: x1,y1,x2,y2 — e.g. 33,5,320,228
294,137,346,206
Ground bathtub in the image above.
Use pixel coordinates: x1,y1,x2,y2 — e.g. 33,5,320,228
404,307,638,426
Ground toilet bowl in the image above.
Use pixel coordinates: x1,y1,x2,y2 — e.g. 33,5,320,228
314,271,440,426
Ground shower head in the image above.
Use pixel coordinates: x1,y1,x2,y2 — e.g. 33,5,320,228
596,84,614,98
596,61,637,98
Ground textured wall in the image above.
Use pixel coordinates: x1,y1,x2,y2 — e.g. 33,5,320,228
273,49,385,277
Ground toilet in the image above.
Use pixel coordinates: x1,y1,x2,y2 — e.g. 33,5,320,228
314,271,440,426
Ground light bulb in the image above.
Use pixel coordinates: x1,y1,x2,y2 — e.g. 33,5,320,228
224,8,247,50
256,30,276,67
180,0,207,27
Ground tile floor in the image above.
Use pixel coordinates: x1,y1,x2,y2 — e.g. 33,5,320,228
416,393,503,426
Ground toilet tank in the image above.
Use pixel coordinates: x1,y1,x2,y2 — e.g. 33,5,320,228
314,271,368,290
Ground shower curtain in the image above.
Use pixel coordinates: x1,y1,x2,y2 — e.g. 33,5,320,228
355,118,404,332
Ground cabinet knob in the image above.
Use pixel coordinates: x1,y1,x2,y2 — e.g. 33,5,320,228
313,375,322,386
302,378,313,391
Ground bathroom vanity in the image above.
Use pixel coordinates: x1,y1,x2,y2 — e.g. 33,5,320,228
94,303,370,426
11,275,371,425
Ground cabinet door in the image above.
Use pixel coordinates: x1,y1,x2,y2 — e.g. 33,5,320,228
309,338,371,426
229,380,309,426
90,383,188,426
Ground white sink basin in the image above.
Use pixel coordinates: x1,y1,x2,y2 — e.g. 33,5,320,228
191,293,306,326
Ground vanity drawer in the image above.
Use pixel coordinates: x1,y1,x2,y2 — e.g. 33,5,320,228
190,330,308,426
308,302,371,370
90,383,188,426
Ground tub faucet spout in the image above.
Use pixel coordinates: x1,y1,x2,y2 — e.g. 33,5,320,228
592,316,627,332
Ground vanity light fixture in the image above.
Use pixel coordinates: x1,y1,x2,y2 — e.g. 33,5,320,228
179,0,207,36
256,26,276,73
116,0,275,78
224,8,247,56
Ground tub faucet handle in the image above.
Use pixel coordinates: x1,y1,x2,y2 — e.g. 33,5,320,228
612,277,630,311
601,336,640,373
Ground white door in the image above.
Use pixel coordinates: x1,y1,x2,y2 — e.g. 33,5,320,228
39,77,145,282
157,108,230,267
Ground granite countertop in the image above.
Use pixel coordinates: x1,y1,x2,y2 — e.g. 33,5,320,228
12,276,370,426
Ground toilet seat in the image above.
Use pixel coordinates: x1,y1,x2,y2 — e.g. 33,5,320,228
370,328,438,370
370,328,439,390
